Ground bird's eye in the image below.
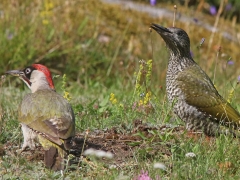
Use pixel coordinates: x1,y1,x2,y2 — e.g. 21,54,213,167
25,68,32,74
177,31,183,37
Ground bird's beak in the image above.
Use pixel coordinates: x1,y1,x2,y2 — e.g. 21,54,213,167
5,70,23,77
150,23,175,48
5,69,31,86
150,23,172,34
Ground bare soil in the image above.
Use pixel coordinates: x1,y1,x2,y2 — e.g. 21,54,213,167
2,121,192,169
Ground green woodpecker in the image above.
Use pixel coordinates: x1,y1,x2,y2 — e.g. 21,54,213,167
6,64,75,171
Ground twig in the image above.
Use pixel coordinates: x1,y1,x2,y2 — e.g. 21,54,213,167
207,0,225,57
213,46,221,84
173,5,177,27
75,128,89,177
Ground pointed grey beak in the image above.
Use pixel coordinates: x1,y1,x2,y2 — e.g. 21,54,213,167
5,70,23,77
150,23,172,34
5,69,31,87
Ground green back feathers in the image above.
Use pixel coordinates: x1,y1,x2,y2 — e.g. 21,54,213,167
18,89,75,144
176,66,240,126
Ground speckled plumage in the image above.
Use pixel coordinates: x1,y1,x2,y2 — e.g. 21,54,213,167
151,23,240,136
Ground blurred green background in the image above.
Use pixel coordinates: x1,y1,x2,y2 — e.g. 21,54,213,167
1,0,240,92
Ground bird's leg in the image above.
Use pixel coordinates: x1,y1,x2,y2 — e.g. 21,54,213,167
21,123,37,150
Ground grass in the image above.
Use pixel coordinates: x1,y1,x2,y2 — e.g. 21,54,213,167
1,0,240,179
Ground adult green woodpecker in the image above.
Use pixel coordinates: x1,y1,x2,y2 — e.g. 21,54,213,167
6,64,75,171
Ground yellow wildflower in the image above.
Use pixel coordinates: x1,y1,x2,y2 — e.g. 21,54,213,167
146,59,152,84
110,93,117,104
40,0,54,25
62,74,71,101
143,91,151,105
63,91,71,101
42,19,49,25
45,2,54,9
138,99,143,106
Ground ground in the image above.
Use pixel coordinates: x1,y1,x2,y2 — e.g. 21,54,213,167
3,120,180,170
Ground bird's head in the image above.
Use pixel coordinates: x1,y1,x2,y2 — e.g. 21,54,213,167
150,23,191,57
6,64,55,93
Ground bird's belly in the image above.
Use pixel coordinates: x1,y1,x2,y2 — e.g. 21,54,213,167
166,87,214,131
171,96,219,135
174,99,205,123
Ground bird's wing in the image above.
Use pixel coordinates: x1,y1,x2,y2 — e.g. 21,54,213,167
176,65,240,125
18,90,75,145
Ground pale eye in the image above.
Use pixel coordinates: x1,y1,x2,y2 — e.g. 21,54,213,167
25,68,32,74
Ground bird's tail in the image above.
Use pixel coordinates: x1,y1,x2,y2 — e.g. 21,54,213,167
218,125,240,138
38,135,71,171
45,146,66,171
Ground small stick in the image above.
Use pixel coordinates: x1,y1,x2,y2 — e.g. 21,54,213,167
213,46,221,84
173,5,177,27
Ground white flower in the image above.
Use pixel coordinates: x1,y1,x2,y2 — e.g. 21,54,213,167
185,152,196,158
153,162,167,170
83,148,114,159
95,150,113,159
109,164,117,169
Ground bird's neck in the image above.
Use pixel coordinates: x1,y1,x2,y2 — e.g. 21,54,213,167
29,71,54,93
167,52,195,74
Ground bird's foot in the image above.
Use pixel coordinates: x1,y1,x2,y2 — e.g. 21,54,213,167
21,124,37,150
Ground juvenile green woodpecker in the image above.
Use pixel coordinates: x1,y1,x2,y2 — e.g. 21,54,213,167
6,64,75,171
150,23,240,136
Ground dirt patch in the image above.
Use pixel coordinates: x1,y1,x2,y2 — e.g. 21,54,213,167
70,120,185,167
2,120,186,168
